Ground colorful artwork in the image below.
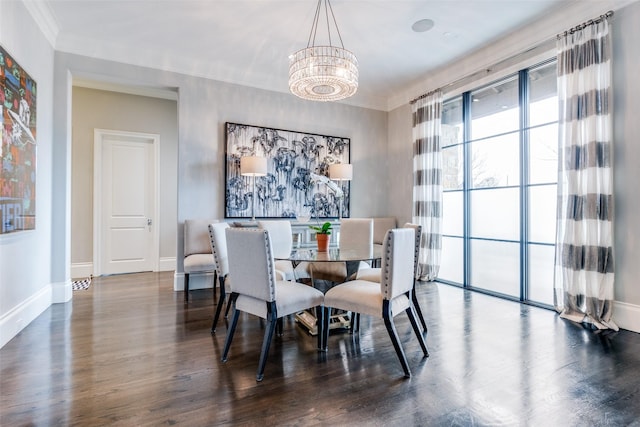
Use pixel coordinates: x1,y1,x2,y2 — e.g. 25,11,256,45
0,45,37,234
225,122,350,219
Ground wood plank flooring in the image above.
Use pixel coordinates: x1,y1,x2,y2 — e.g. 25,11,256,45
1,272,640,426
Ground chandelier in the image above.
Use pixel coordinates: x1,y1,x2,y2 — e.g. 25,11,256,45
288,0,358,102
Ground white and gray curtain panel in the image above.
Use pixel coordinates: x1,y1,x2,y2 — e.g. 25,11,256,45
412,90,443,281
554,16,617,330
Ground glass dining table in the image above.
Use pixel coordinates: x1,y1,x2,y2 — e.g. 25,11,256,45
279,245,383,335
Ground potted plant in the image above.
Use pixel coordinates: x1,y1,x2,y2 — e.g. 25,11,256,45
309,221,332,252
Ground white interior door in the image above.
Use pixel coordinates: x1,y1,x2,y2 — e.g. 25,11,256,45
94,129,159,275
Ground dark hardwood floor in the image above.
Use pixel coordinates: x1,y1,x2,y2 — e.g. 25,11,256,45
1,272,640,426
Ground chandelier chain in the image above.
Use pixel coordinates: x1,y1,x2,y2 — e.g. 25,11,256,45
307,0,345,49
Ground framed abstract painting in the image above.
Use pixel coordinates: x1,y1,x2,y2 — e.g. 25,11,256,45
224,122,350,220
0,45,37,234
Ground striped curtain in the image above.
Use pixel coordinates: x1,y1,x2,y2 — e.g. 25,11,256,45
554,17,617,330
412,90,443,281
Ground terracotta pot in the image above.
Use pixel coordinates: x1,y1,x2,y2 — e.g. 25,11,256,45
316,233,329,252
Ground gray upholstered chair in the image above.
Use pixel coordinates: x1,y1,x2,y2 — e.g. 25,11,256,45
208,222,231,333
322,228,429,378
257,220,296,281
183,219,217,303
372,217,397,249
355,223,428,332
222,228,325,382
310,218,374,284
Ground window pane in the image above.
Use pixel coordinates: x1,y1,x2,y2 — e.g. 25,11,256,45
528,184,557,244
443,145,463,190
442,191,463,236
529,62,558,127
470,240,520,297
442,97,463,147
471,76,519,140
439,236,463,284
528,243,555,305
529,123,558,185
470,132,520,188
470,188,519,241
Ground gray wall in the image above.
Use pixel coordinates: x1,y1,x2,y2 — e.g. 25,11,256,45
0,0,55,347
71,88,178,267
611,2,640,307
387,2,640,327
53,53,389,286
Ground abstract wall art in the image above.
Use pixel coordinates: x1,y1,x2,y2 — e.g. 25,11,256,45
0,45,37,234
225,122,350,219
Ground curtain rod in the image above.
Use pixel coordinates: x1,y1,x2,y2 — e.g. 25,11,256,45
558,10,613,39
410,10,614,105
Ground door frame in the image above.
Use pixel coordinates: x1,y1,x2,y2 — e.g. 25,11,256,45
93,128,160,276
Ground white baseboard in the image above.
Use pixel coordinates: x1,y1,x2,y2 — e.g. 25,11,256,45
159,257,176,272
173,271,215,292
52,279,73,304
613,301,640,333
0,285,52,349
73,258,176,276
71,262,93,279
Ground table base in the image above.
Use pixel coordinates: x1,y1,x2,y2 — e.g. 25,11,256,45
295,310,351,336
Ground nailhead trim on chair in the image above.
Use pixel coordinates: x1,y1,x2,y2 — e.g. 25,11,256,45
383,230,393,299
262,229,277,301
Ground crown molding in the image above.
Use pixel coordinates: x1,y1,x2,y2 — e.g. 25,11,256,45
22,0,59,48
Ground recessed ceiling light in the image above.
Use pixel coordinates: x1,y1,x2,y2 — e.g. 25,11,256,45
412,19,434,33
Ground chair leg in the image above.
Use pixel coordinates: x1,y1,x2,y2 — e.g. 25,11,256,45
224,293,234,319
276,318,284,336
406,301,429,358
349,312,360,334
224,292,238,320
349,312,355,333
184,273,190,303
221,295,240,362
211,276,226,334
315,305,325,351
322,306,331,351
212,271,217,299
257,302,278,382
383,300,411,378
412,283,428,333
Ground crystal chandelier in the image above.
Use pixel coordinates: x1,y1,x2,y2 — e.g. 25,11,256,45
288,0,358,102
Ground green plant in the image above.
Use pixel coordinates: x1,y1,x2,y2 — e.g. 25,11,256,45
309,221,332,235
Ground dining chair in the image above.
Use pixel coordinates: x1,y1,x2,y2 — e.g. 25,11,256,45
208,222,231,333
354,223,428,332
183,219,217,303
310,218,374,284
222,228,325,381
257,220,297,281
372,217,397,251
322,228,429,378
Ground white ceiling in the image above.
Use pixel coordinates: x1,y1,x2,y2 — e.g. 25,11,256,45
35,0,575,110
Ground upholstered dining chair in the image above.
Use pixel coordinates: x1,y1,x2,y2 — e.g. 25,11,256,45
257,220,297,281
355,223,428,332
208,222,230,333
322,228,429,378
310,218,374,284
222,228,325,382
372,217,397,251
183,219,217,303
